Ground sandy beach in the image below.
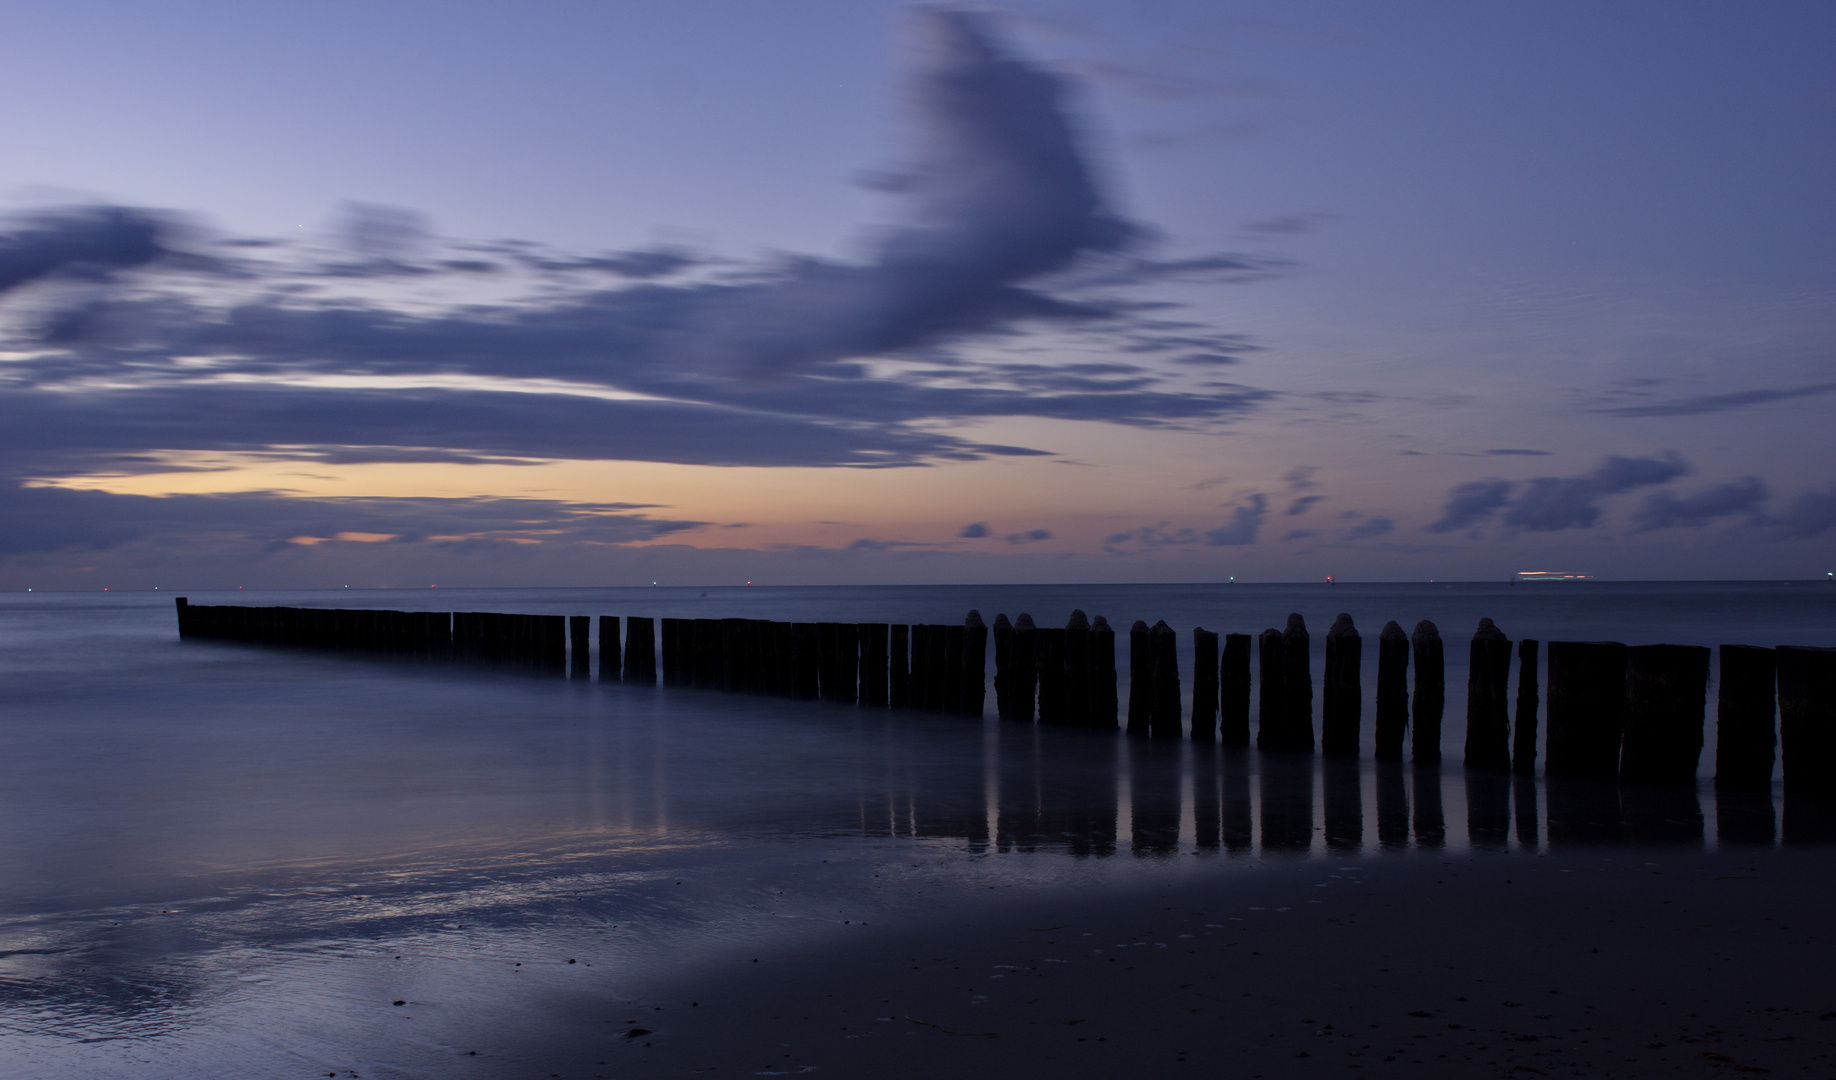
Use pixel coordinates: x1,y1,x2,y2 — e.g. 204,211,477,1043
559,846,1835,1079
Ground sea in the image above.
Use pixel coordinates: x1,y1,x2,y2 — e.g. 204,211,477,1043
1,581,1832,1077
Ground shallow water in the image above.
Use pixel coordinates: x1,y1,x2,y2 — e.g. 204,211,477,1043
1,584,1831,1077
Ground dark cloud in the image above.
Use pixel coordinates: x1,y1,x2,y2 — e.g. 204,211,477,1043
0,10,1277,498
1003,528,1053,544
1485,448,1550,456
1285,494,1324,516
1631,477,1769,531
1240,213,1334,237
1772,483,1836,538
959,521,990,538
1282,529,1318,542
1591,382,1836,418
1283,467,1318,491
845,537,938,551
1204,494,1267,546
1502,453,1689,531
1344,516,1394,541
1425,479,1513,533
0,482,698,558
1427,453,1692,535
0,207,168,295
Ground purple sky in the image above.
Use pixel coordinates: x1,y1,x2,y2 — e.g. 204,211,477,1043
1,2,1832,587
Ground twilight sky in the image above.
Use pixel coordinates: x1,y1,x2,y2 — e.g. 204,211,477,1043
2,1,1832,588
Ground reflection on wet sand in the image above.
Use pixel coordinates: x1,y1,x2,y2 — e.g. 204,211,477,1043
852,724,1827,857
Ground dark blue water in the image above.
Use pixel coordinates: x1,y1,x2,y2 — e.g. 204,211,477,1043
0,582,1830,1077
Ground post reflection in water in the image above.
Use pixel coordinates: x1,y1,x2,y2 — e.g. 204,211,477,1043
849,722,1804,859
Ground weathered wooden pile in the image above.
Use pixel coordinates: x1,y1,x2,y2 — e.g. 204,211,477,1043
174,599,1833,790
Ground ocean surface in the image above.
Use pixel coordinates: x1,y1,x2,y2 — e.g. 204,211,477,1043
1,581,1832,1077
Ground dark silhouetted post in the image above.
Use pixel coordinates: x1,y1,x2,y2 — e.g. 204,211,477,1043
963,611,988,718
941,624,963,714
1322,613,1361,757
1150,621,1181,738
889,624,911,708
1777,645,1836,797
1715,644,1778,788
659,618,680,685
1191,627,1219,743
175,596,191,638
1282,613,1314,751
1545,641,1629,778
625,616,654,686
1221,632,1252,746
570,616,591,679
1091,615,1118,730
859,623,889,707
598,616,622,683
992,614,1014,718
1410,620,1444,762
1064,611,1090,728
1464,618,1512,770
1512,639,1540,774
910,626,933,710
1620,644,1710,785
1011,615,1037,724
1035,627,1066,724
1256,628,1284,749
837,623,861,706
789,623,819,699
1126,620,1152,735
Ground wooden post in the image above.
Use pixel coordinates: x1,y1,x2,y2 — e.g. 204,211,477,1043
889,624,911,708
1512,639,1540,774
753,620,778,696
1063,610,1090,728
776,622,797,696
1126,620,1152,735
940,625,963,713
1410,620,1444,762
625,616,655,686
175,596,190,638
837,622,861,706
543,615,568,675
991,614,1013,719
1282,613,1314,752
1034,627,1066,724
1463,618,1512,770
658,618,680,685
1620,644,1711,785
962,611,988,718
1150,620,1181,738
911,625,934,711
570,616,591,679
1011,615,1037,723
1545,641,1629,778
1091,615,1118,731
1220,632,1251,746
1322,613,1361,757
597,616,621,682
1777,645,1836,797
791,622,820,699
1256,627,1284,750
695,619,721,688
1715,644,1778,788
859,623,889,707
1191,627,1219,743
815,623,839,702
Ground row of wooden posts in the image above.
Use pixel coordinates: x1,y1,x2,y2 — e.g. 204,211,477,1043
173,599,1832,794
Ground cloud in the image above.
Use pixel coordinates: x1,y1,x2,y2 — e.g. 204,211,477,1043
1425,479,1514,533
0,482,698,558
0,10,1278,497
1772,483,1836,538
1204,493,1267,546
1344,516,1394,540
1485,448,1550,456
1240,213,1334,237
1282,529,1318,542
1427,453,1692,534
1591,382,1836,418
1631,477,1769,531
1285,494,1324,516
1003,528,1052,543
1502,453,1689,531
1283,466,1318,491
0,207,168,295
959,521,990,538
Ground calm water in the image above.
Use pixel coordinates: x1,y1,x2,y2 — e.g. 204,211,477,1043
1,582,1832,1077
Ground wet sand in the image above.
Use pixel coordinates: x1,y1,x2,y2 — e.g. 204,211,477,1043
563,848,1835,1079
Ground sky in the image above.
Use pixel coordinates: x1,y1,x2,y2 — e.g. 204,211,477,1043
1,1,1832,588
